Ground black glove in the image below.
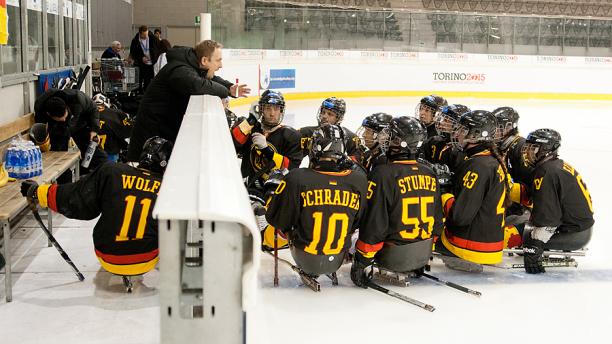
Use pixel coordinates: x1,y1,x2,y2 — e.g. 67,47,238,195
350,253,373,288
21,180,39,201
432,163,454,194
523,236,545,274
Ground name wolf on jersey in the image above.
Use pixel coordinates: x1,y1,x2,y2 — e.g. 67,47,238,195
300,188,361,211
398,174,437,194
121,174,161,193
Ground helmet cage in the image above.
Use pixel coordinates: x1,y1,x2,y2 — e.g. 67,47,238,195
308,125,347,165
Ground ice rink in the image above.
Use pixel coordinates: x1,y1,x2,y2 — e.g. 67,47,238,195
1,96,611,344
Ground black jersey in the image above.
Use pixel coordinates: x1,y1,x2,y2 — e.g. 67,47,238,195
421,135,448,164
360,147,388,173
39,162,162,275
98,107,132,155
530,159,594,232
356,160,444,259
266,168,368,256
232,120,302,184
299,125,360,159
440,145,506,264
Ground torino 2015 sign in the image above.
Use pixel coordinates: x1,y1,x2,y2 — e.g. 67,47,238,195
433,72,487,83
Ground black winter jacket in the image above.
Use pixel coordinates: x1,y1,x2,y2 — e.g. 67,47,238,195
34,88,99,148
127,46,233,161
129,31,159,67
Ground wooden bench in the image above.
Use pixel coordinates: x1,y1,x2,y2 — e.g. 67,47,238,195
0,114,81,302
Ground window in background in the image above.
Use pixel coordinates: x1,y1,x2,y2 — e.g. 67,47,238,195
27,0,43,71
1,0,22,74
63,0,73,66
75,0,85,64
47,0,60,68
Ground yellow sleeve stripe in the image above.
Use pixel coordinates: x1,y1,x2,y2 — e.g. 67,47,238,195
37,184,52,208
272,152,285,169
238,120,253,135
509,182,522,203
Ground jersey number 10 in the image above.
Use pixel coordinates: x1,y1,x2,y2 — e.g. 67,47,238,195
304,212,350,255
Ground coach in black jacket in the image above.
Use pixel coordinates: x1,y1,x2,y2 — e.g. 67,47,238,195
34,88,108,171
127,40,250,161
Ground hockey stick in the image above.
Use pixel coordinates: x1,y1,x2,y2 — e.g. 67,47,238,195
366,280,435,312
264,251,320,292
418,272,481,297
273,230,279,287
27,199,85,282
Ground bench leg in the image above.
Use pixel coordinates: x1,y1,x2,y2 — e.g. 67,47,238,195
73,162,80,181
2,220,12,302
47,179,55,248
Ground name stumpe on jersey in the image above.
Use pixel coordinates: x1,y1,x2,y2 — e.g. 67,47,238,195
300,189,361,210
398,175,437,194
121,175,161,193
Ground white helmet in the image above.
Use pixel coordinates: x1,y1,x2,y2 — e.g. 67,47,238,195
92,93,110,108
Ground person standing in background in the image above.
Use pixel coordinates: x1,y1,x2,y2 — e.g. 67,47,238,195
129,25,159,92
154,28,162,41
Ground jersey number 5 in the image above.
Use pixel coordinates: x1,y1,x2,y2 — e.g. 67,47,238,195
304,212,349,255
400,196,435,240
116,195,152,241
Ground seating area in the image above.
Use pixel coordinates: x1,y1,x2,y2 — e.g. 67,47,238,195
0,113,81,302
245,0,404,42
421,0,612,17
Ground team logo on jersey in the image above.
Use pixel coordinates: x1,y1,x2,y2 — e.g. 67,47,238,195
250,142,278,173
534,177,543,190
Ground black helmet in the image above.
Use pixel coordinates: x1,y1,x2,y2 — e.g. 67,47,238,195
381,116,427,160
435,104,471,139
318,97,346,125
416,94,448,126
308,124,347,168
522,128,561,166
492,107,519,142
259,90,285,129
139,136,174,173
451,110,497,150
356,112,393,149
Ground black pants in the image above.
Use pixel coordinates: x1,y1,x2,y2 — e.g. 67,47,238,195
139,64,154,92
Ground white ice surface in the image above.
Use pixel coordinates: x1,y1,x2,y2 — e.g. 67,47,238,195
1,97,611,344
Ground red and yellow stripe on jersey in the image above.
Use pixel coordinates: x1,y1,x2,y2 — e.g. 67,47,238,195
95,249,159,275
355,239,384,259
440,227,503,264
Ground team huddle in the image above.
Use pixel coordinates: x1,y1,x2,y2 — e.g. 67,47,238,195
230,91,595,288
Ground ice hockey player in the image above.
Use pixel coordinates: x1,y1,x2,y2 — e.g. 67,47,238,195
492,107,532,185
422,104,470,167
299,97,361,161
355,112,393,172
93,93,133,162
231,90,302,188
351,116,444,288
20,136,172,277
415,94,447,139
520,128,594,274
436,110,509,271
265,124,368,279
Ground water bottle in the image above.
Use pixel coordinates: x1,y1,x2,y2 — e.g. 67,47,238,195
5,146,15,177
25,144,34,178
35,145,43,176
82,136,99,168
14,144,25,179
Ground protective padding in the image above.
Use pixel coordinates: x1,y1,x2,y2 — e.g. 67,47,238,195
290,246,345,276
375,238,433,273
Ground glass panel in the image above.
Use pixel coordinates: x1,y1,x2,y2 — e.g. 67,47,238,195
436,13,461,52
384,11,407,51
513,16,538,55
2,2,22,74
47,0,60,68
462,15,487,53
75,0,86,64
410,13,436,50
487,16,513,54
588,20,610,48
63,0,74,66
303,8,330,50
540,18,563,55
27,0,43,71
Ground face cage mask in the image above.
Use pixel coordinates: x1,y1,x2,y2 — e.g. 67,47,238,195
415,103,437,125
317,106,343,126
521,142,542,167
494,122,516,142
435,113,458,138
260,105,285,130
356,125,379,150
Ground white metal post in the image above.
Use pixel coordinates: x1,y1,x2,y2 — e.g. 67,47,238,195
200,13,211,41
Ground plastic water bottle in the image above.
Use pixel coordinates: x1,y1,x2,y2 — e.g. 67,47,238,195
25,144,34,178
35,145,43,176
82,137,99,168
5,146,16,177
14,144,25,179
